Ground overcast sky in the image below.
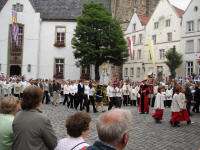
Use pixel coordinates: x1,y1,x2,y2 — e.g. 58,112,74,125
169,0,192,10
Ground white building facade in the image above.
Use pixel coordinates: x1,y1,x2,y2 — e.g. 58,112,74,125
123,13,149,81
145,0,184,79
0,0,82,80
181,0,200,77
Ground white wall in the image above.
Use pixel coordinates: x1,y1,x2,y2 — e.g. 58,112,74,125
145,0,183,77
39,21,80,80
181,0,200,75
0,0,40,79
123,13,146,81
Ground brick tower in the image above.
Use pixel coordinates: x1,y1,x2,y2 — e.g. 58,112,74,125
111,0,160,30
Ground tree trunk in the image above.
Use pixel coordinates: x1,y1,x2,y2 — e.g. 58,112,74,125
171,69,176,79
95,64,100,81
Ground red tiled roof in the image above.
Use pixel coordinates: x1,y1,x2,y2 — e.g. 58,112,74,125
173,6,184,17
138,15,150,26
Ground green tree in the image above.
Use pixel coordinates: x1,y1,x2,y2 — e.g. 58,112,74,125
72,2,128,80
165,46,183,79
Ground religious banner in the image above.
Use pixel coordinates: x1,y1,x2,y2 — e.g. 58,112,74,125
11,10,19,46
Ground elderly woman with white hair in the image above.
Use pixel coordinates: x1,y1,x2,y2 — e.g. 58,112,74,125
87,109,131,150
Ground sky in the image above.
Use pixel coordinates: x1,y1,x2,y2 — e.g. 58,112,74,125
169,0,192,10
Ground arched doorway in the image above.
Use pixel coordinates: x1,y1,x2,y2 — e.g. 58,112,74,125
10,65,21,76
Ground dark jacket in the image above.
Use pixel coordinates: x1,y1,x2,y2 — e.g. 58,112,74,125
53,83,61,92
194,87,200,102
87,141,116,150
78,83,85,94
12,109,57,150
185,87,193,102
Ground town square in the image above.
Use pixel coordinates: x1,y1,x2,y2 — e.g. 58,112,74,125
0,0,200,150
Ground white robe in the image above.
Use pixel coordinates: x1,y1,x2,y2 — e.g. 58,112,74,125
171,94,181,112
154,93,165,109
179,92,187,109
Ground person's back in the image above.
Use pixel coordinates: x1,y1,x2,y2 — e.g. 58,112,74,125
0,114,14,150
13,109,56,150
87,109,131,150
12,86,57,150
0,96,20,150
55,112,91,150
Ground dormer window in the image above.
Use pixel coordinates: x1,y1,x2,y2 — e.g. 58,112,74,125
154,22,159,29
133,23,136,31
12,3,23,12
194,6,198,12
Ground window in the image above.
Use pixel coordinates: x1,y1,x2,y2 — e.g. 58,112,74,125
130,68,134,77
136,67,141,78
55,26,66,47
124,68,128,77
187,21,194,32
159,49,165,60
166,19,171,27
137,49,142,60
139,34,143,44
167,32,172,42
194,6,198,12
27,64,31,73
186,62,193,76
154,22,159,29
54,58,65,79
186,40,194,53
12,3,23,12
131,50,135,60
133,23,136,31
152,35,157,44
132,36,136,45
198,19,200,31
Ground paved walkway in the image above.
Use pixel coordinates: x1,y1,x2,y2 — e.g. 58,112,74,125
43,104,200,150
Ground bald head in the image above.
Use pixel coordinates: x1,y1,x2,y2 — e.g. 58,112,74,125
96,109,131,146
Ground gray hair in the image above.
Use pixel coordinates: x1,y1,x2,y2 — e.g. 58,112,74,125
96,109,131,145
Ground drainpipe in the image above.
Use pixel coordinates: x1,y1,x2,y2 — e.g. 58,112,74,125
37,17,42,78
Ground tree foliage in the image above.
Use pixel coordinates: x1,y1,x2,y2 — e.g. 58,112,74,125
72,2,128,80
165,46,183,79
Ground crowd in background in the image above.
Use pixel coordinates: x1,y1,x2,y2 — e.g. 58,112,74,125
0,72,200,150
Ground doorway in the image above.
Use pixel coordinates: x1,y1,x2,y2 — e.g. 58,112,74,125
10,65,21,76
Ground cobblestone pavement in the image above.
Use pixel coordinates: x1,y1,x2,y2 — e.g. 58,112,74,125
43,104,200,150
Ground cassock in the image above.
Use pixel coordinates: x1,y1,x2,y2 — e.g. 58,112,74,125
152,92,165,121
138,84,150,114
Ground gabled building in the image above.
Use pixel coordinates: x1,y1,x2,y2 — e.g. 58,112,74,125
0,0,82,79
123,13,149,81
144,0,184,79
0,0,111,80
181,0,200,77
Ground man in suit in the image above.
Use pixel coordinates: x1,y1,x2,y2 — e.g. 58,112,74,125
76,80,85,111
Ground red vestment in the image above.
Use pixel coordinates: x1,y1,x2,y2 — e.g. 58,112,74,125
179,109,190,122
152,109,164,120
138,85,150,113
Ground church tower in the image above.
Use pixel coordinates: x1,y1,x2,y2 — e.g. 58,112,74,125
111,0,160,30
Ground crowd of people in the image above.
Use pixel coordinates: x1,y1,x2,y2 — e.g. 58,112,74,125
0,86,131,150
0,73,200,149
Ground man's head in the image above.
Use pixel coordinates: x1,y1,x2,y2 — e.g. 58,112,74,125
96,109,131,150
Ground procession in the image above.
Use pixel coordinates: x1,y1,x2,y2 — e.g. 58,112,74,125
1,72,199,125
1,0,200,149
